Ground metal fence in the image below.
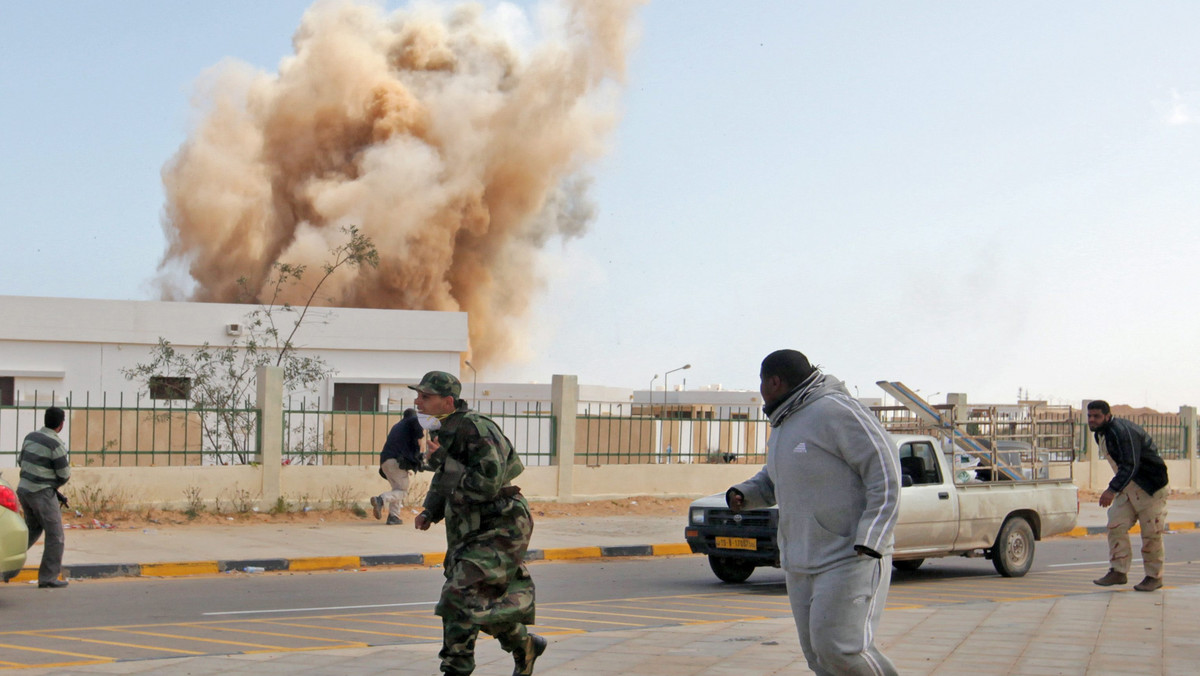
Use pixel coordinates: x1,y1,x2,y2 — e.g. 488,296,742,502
4,392,1194,470
1125,414,1188,460
283,398,556,467
0,392,259,467
575,402,767,465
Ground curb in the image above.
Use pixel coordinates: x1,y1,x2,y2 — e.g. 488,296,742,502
11,543,699,583
1061,520,1197,538
18,522,1198,583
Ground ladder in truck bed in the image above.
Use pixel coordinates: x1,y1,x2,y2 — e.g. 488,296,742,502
876,380,1024,481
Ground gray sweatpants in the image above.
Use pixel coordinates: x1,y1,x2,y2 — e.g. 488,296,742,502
786,555,897,676
17,487,65,584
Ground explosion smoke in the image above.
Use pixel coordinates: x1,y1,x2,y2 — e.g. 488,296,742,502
157,0,641,367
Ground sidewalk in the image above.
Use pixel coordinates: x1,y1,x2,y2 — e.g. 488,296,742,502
11,501,1200,674
13,566,1200,675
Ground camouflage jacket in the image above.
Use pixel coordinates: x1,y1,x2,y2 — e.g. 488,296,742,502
422,408,524,526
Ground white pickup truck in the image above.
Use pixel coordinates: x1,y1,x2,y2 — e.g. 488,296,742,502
685,434,1079,582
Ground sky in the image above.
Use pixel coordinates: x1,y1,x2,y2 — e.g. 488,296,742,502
3,1,1200,411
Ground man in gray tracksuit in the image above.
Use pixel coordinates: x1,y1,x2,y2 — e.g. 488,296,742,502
729,350,899,675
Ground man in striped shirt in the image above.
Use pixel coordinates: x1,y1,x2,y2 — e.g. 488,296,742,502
17,406,71,589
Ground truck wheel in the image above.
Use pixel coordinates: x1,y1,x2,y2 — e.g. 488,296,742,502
708,555,756,583
992,516,1034,577
893,558,924,571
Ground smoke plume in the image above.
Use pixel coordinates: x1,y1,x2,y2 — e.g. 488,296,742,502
157,0,641,366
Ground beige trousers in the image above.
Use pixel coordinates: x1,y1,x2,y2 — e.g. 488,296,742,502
380,458,411,520
1106,482,1168,578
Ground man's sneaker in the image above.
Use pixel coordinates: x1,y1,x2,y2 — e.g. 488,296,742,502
370,496,383,520
38,579,68,589
386,515,403,525
1093,569,1127,586
1134,576,1163,592
512,633,547,676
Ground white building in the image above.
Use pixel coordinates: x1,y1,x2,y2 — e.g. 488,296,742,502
0,295,468,408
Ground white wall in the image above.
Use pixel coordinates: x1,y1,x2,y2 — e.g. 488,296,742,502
0,295,468,404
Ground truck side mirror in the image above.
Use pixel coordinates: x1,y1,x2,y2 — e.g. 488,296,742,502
901,474,914,488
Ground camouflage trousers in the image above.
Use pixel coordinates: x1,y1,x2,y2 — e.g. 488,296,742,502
1107,483,1168,578
440,616,530,675
436,495,536,674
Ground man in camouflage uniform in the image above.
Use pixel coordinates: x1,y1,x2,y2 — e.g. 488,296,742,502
412,371,545,676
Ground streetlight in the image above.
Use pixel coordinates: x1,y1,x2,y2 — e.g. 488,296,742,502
464,360,478,403
662,364,691,463
663,363,691,405
648,374,658,417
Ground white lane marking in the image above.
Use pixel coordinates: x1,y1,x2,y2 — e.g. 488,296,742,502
202,601,437,616
1048,558,1142,568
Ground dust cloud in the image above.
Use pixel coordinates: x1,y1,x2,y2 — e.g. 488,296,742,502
157,0,641,366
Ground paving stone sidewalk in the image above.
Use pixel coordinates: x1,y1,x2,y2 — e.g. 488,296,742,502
14,584,1200,675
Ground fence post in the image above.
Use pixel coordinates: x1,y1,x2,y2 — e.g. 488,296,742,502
1083,400,1100,493
551,374,577,501
257,366,284,506
1181,406,1197,492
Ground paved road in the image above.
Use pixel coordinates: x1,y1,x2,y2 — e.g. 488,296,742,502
4,532,1200,670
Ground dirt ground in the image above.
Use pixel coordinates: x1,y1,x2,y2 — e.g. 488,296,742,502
61,495,696,531
67,490,1200,531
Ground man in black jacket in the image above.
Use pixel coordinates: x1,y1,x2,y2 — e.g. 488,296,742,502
371,408,424,525
1088,400,1169,591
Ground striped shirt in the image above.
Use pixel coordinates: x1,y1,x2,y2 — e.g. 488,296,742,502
18,427,70,493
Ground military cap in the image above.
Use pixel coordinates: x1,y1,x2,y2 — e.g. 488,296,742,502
409,371,462,398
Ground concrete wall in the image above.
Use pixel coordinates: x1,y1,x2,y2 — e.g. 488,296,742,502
7,458,1200,513
1072,459,1193,494
0,463,760,509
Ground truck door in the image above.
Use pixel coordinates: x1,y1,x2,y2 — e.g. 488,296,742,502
894,440,960,555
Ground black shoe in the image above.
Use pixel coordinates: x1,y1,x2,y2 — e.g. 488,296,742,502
512,633,547,676
386,515,403,525
1134,576,1163,592
38,580,68,589
370,496,383,520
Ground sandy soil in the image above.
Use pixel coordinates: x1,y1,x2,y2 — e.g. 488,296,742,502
66,490,1198,531
61,495,696,531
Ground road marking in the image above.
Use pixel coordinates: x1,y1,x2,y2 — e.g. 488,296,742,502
261,620,439,640
202,601,437,616
187,624,368,646
0,641,112,660
327,616,446,632
536,614,649,627
592,601,767,620
23,631,206,655
101,628,285,650
1048,558,1142,568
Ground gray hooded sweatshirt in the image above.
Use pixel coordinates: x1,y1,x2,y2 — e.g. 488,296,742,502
733,372,901,574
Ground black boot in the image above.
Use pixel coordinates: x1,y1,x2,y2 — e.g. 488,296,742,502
512,634,547,676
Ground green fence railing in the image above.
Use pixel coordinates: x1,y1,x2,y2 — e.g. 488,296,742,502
0,391,259,467
1126,415,1188,460
283,398,556,467
575,402,767,465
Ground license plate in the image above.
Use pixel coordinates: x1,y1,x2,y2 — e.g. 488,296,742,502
715,536,756,551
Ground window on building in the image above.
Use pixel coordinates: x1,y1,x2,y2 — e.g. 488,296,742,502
0,377,13,406
333,383,379,411
149,376,192,401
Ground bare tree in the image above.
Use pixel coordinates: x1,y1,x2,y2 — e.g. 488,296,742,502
125,226,379,464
